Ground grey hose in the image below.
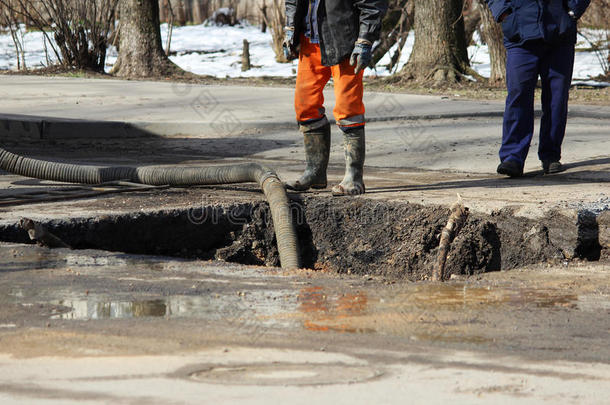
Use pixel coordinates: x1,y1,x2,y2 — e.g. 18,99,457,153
0,147,300,269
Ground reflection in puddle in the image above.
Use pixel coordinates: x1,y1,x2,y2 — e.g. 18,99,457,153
50,290,297,322
65,254,129,268
24,279,597,344
51,299,167,319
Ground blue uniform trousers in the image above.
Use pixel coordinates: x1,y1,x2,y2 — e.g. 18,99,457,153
500,40,575,166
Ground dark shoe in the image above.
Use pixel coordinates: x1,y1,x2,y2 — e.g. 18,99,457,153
285,117,331,191
497,160,523,177
332,127,365,196
542,160,564,174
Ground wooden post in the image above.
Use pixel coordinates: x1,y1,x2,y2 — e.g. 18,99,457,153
242,39,251,71
183,0,193,24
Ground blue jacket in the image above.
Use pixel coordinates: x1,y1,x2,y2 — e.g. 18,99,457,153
485,0,590,47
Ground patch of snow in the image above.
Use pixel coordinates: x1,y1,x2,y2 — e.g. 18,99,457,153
572,80,610,88
1,23,608,83
0,25,60,70
365,30,414,77
212,7,233,17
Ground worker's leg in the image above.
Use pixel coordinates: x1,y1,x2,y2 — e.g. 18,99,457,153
287,36,332,191
330,58,366,196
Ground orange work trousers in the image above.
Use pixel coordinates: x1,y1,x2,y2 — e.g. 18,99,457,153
295,35,365,129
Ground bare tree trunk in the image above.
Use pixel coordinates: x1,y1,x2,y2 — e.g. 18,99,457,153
159,0,168,22
463,0,481,46
388,31,408,72
177,0,186,25
111,0,184,78
192,0,204,24
183,0,193,23
475,0,506,85
399,0,472,84
260,1,267,33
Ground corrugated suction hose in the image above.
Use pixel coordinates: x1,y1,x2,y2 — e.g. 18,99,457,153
0,147,300,269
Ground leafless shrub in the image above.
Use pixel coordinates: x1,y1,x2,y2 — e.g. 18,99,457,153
579,0,610,77
0,0,118,71
0,1,27,70
261,0,286,63
578,29,609,77
372,0,413,73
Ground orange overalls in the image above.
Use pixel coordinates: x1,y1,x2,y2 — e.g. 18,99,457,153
294,35,365,130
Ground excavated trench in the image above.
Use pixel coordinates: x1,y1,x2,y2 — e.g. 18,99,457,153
1,196,607,280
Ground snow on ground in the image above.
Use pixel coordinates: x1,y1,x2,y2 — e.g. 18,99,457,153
1,22,608,83
0,27,59,70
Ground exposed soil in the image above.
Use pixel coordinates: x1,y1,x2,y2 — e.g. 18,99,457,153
295,197,602,280
0,196,605,281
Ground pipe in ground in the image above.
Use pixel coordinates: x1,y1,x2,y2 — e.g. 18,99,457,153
0,147,300,269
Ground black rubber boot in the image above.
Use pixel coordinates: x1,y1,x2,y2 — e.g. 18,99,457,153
285,118,331,191
332,127,365,196
542,160,564,174
497,160,523,177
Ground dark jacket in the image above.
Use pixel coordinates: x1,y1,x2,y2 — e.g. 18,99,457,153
485,0,590,48
286,0,388,66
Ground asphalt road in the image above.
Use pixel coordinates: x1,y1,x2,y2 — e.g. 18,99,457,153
0,76,609,404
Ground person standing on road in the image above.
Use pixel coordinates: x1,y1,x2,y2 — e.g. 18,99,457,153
485,0,590,177
283,0,387,195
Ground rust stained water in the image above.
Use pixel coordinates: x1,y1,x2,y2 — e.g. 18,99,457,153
297,286,372,333
0,244,588,337
402,283,579,310
292,283,581,339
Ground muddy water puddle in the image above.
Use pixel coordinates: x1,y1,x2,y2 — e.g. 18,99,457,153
2,244,609,349
395,284,580,309
37,283,592,334
5,276,603,338
288,283,597,340
17,289,298,327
